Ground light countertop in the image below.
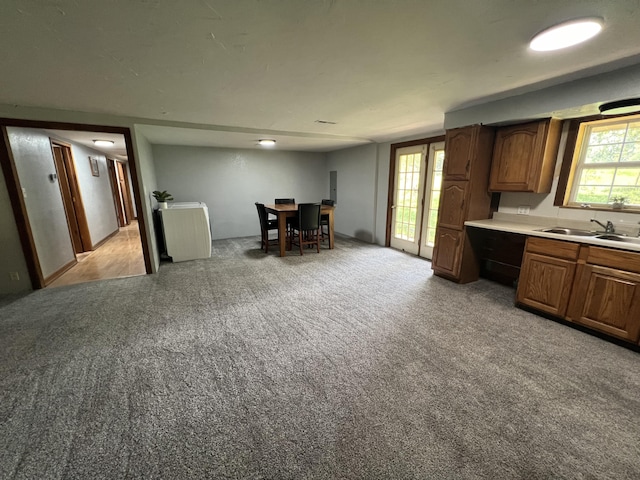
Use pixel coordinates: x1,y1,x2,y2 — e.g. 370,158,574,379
465,214,640,253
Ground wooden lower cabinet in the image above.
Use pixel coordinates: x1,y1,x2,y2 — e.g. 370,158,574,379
566,264,640,343
432,227,463,278
517,237,640,344
432,227,480,283
516,251,576,317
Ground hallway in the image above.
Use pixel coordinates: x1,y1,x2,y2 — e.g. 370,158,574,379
48,221,146,288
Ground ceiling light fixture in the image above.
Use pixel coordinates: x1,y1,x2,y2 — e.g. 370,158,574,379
599,98,640,116
258,139,276,147
529,18,602,52
93,139,114,147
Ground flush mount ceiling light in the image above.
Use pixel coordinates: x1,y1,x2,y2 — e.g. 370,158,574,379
258,139,276,147
93,139,114,147
529,18,603,52
599,98,640,116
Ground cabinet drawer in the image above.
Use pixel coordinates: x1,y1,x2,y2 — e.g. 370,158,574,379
585,246,640,274
525,237,580,260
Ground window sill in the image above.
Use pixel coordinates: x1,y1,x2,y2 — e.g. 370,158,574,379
561,204,640,214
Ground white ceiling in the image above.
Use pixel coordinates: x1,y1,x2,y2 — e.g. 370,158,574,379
2,0,640,152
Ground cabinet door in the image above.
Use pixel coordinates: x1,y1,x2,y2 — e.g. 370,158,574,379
444,126,476,180
516,252,576,317
437,181,468,230
567,265,640,343
432,227,463,278
489,121,545,192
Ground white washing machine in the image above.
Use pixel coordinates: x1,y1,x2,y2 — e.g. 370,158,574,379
158,202,212,262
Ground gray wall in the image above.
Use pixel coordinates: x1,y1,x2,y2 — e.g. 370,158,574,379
131,127,160,273
153,145,327,240
0,164,31,293
326,144,378,243
7,127,75,279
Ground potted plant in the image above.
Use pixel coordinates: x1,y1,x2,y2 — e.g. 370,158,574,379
152,190,174,209
610,196,626,210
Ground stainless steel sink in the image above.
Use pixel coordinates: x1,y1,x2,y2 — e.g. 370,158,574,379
535,227,598,236
595,234,640,245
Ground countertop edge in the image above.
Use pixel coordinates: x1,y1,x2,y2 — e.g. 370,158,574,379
464,219,640,253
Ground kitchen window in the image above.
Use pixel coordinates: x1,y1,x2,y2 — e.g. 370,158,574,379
562,114,640,210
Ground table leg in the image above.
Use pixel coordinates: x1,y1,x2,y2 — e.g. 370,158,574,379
328,209,335,249
278,212,287,257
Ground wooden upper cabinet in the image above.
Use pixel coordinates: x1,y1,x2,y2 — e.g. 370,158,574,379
443,124,495,181
489,118,562,193
443,126,476,180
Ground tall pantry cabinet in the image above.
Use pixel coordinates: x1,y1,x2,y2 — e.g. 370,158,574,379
431,125,495,283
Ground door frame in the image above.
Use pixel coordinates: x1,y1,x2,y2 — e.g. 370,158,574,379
51,140,92,252
0,118,152,289
386,135,445,248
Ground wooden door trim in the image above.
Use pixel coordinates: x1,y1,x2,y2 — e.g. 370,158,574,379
51,141,84,253
0,127,45,288
0,119,153,288
386,135,445,247
107,158,125,227
58,142,92,250
117,160,134,224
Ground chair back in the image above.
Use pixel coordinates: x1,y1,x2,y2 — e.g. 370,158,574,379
255,202,269,230
321,199,335,206
298,203,321,230
275,198,295,204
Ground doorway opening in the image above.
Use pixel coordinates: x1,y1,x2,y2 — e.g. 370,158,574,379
0,119,152,290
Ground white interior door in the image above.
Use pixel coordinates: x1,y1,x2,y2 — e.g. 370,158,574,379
390,145,427,255
419,142,445,259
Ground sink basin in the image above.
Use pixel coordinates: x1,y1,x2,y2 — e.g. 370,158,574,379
535,227,598,236
595,234,640,245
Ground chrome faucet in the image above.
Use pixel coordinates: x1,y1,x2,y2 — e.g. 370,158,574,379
591,218,615,233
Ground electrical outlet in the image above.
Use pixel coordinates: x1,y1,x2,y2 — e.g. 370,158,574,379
517,205,530,215
9,272,20,281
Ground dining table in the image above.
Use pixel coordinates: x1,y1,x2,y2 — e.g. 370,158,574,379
264,203,336,257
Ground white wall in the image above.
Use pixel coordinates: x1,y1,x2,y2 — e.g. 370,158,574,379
326,144,378,243
153,145,326,240
7,127,75,279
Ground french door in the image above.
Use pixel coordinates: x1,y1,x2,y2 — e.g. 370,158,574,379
390,141,444,259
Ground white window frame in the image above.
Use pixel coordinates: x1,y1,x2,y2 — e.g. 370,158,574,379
567,114,640,210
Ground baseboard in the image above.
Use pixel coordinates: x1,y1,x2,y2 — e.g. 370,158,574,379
91,228,119,250
44,258,77,286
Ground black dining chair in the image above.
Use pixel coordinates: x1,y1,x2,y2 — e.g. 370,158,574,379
320,199,335,242
275,198,297,237
255,202,279,253
292,203,322,255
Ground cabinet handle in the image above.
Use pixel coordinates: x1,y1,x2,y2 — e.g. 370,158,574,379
465,160,470,172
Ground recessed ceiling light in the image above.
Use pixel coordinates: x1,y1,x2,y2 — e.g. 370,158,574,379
599,98,640,116
258,139,276,146
93,139,114,147
529,18,603,52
